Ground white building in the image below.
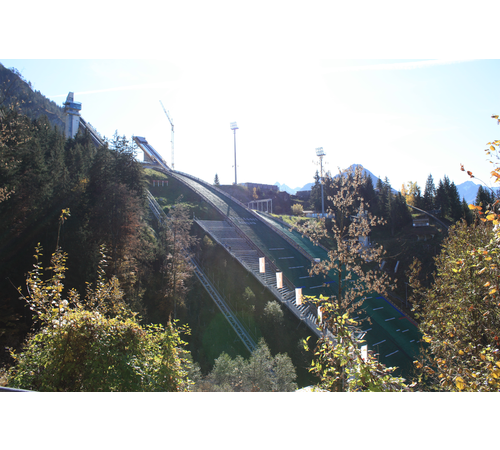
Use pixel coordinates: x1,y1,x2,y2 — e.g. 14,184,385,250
63,92,82,139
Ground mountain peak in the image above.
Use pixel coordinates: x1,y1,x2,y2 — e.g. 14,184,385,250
274,164,380,194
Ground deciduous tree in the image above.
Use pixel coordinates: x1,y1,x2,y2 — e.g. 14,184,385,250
410,221,500,391
296,166,408,391
402,181,422,207
160,201,197,320
411,115,500,391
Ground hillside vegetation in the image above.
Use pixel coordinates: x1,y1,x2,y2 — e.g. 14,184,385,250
0,63,65,129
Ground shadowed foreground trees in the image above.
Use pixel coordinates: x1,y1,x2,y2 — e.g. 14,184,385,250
7,239,192,392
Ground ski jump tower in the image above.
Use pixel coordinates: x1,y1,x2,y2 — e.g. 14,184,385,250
63,92,82,139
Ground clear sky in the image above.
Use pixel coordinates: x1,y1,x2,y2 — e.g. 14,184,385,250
2,2,499,193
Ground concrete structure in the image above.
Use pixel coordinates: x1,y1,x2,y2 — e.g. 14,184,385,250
248,198,273,213
62,92,104,147
63,92,82,139
133,136,169,168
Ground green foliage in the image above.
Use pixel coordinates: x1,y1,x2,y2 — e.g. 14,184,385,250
410,219,500,391
158,201,197,320
291,203,304,216
263,300,284,325
302,296,410,392
475,184,495,209
0,113,156,367
198,338,298,392
423,174,436,211
434,175,462,222
309,170,322,212
8,241,192,392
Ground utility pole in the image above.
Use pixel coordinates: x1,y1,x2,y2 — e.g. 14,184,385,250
230,122,239,185
160,100,174,169
315,147,326,217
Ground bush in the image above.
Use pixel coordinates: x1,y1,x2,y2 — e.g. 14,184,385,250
7,243,192,392
199,338,297,392
291,203,304,216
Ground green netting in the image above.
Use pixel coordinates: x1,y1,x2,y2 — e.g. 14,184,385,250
179,175,422,377
257,213,422,375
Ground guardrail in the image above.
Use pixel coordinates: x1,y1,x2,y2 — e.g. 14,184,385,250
0,387,31,392
172,171,319,265
194,219,322,339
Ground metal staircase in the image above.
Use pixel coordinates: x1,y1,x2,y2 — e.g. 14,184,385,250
195,220,322,338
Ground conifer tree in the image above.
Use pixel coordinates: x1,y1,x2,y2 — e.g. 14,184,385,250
448,180,462,222
435,178,449,218
309,170,322,212
475,185,495,208
423,174,436,211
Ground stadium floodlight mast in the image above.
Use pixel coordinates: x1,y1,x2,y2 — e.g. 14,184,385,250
230,122,239,185
315,147,326,217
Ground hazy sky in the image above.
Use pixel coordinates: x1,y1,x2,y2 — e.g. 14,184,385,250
3,2,499,193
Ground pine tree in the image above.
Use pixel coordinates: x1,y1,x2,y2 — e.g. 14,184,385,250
309,170,322,212
475,185,495,208
448,181,462,222
359,173,378,215
461,198,473,224
200,339,298,392
435,178,449,218
423,174,436,211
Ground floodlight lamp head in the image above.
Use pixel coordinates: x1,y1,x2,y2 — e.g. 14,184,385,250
230,122,239,130
315,147,325,157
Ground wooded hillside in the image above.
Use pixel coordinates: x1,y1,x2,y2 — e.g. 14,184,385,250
0,63,65,129
0,106,157,367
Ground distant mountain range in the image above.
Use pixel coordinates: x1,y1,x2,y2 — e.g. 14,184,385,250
456,180,499,205
273,182,312,195
274,164,385,195
275,164,497,204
